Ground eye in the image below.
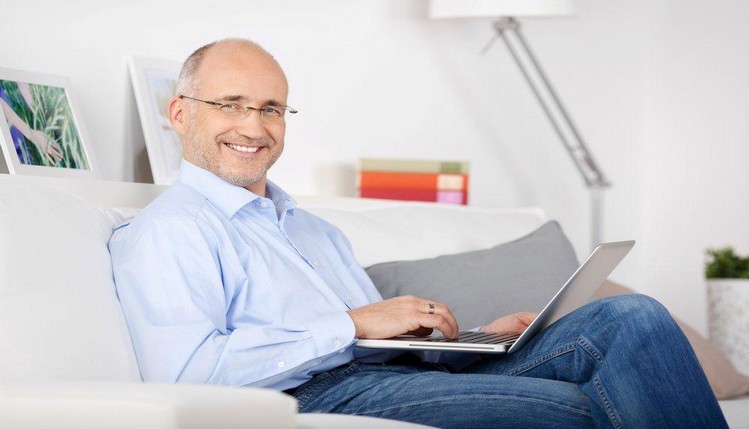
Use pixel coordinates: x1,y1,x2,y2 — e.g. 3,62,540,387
261,106,283,117
219,103,242,114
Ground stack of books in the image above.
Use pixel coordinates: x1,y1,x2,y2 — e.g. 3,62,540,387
358,158,470,205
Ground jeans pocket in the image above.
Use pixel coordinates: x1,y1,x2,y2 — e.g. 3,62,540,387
294,371,333,411
506,342,576,377
295,361,361,411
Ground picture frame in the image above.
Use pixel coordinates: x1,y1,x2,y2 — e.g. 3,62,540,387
127,56,183,185
0,67,98,178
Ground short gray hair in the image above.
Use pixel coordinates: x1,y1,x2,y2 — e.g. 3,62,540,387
175,38,270,97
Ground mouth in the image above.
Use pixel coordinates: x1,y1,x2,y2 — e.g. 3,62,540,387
224,142,264,155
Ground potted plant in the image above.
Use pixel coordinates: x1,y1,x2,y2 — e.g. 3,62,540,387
706,247,749,374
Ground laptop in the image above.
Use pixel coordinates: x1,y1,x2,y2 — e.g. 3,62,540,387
356,240,635,354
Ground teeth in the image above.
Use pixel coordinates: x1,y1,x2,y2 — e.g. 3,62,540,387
227,143,259,153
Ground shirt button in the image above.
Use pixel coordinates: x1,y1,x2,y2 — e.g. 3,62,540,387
334,339,342,347
260,202,270,208
277,361,285,368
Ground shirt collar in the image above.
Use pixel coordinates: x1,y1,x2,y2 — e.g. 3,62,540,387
176,159,297,218
265,179,298,216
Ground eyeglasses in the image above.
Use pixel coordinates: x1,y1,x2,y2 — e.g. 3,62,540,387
179,95,298,121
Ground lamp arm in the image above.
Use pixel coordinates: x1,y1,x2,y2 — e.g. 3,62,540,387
492,17,610,248
494,18,609,189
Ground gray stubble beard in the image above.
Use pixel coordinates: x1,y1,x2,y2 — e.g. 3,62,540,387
183,122,282,190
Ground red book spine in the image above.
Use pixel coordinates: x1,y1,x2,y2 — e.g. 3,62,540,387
359,171,468,191
360,188,437,202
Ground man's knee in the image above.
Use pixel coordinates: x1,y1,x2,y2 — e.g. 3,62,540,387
595,294,674,330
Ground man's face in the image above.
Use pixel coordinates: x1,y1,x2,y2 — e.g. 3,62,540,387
172,43,289,195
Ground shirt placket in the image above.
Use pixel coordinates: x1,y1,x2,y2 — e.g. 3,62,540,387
253,198,354,309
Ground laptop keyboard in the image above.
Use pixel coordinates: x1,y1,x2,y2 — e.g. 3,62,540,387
424,331,521,344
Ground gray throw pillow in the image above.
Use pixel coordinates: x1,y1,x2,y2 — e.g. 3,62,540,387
364,221,579,329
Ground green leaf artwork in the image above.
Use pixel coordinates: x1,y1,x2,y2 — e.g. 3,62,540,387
0,79,89,169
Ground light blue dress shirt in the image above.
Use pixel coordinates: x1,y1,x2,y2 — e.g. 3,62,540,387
109,160,395,390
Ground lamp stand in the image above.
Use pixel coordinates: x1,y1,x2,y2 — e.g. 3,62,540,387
487,17,610,250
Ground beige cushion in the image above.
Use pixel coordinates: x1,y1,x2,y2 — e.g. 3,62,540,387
594,281,749,399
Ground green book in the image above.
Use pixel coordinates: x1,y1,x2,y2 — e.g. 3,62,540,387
360,158,470,174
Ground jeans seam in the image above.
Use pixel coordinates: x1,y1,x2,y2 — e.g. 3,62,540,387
579,335,623,427
577,336,604,363
506,342,576,376
354,393,592,418
294,374,331,411
593,374,622,429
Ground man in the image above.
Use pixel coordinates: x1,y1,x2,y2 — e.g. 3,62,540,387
110,38,727,428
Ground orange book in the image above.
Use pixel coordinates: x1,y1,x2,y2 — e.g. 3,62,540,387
359,171,468,191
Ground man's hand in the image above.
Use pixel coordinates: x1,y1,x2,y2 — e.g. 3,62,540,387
347,295,459,340
28,129,63,165
480,312,538,335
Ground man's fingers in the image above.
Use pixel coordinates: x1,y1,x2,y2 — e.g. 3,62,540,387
427,302,460,338
427,301,459,338
516,312,539,326
406,327,434,337
350,296,463,340
421,314,459,340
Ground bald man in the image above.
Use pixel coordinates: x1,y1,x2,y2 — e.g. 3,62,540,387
109,39,727,428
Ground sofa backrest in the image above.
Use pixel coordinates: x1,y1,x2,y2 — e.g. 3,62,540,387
301,203,547,267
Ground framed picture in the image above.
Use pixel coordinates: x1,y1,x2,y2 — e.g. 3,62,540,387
128,56,182,185
0,67,97,178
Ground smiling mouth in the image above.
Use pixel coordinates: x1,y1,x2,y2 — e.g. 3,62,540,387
225,142,261,153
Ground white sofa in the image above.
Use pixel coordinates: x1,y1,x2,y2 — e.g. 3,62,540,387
0,174,747,428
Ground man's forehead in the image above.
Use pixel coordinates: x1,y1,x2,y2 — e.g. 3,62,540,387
200,43,284,77
196,45,288,99
200,79,287,103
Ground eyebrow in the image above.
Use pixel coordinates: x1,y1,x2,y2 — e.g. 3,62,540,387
216,94,284,106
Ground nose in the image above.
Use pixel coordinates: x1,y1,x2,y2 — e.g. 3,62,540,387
233,109,270,139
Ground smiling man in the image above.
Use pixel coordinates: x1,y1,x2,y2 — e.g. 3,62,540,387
109,38,727,428
172,40,290,195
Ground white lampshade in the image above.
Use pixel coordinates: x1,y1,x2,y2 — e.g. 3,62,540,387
429,0,575,19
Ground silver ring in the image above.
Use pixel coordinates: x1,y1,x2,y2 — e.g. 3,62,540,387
428,303,435,314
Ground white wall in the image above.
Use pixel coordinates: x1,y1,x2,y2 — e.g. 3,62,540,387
1,0,747,335
638,1,749,334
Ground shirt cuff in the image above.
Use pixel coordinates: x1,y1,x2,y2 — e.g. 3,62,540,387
305,311,356,356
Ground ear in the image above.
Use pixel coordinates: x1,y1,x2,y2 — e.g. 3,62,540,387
168,97,187,135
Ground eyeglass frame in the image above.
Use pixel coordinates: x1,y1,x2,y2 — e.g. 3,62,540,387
178,95,298,120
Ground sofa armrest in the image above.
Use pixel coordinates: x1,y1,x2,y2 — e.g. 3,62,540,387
0,381,296,429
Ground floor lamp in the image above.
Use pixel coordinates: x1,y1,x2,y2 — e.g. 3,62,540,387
429,0,610,250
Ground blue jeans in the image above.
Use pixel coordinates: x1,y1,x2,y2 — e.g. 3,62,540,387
291,295,727,428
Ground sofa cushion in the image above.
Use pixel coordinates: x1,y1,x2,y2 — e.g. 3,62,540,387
0,183,141,383
365,221,578,328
